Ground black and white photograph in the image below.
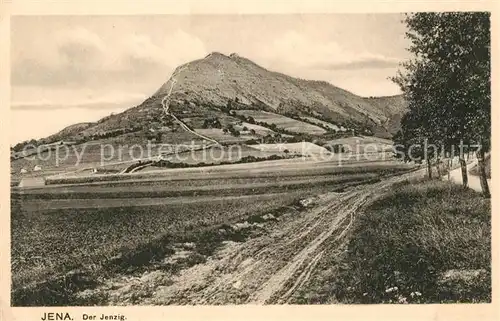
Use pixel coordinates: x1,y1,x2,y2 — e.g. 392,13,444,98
5,5,494,315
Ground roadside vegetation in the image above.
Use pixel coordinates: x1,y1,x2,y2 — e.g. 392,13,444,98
337,179,491,303
290,179,491,304
392,12,491,197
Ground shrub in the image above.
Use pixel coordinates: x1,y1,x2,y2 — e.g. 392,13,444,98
332,180,491,303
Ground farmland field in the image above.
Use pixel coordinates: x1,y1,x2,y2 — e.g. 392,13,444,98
10,132,209,179
11,191,305,288
301,116,343,131
41,157,412,185
327,135,394,153
251,142,330,156
234,110,327,135
193,128,254,143
14,174,379,203
240,122,277,135
193,123,283,143
11,142,150,180
11,158,417,301
142,144,286,166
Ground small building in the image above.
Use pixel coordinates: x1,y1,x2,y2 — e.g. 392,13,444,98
20,168,27,174
33,165,42,172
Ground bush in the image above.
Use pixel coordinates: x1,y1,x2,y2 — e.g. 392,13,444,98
332,180,491,303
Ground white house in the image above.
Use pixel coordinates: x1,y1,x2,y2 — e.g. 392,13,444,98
20,168,27,174
33,165,42,172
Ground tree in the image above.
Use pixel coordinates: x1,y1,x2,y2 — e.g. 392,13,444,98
393,13,490,197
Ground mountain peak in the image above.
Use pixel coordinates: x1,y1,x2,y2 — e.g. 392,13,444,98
204,52,229,59
152,53,407,138
203,52,243,61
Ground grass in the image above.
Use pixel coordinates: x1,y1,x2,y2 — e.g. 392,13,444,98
301,116,342,131
151,144,286,166
151,154,293,169
13,174,378,201
294,179,491,304
251,142,329,155
42,158,413,186
11,192,304,292
14,170,378,305
234,110,327,135
193,128,256,143
10,142,141,179
11,165,415,306
327,136,393,154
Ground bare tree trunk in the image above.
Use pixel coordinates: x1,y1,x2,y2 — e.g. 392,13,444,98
477,148,490,198
447,158,451,180
427,159,433,179
459,157,468,188
435,156,442,177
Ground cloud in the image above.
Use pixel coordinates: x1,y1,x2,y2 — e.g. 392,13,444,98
259,31,401,71
11,27,208,87
11,86,147,110
311,57,400,70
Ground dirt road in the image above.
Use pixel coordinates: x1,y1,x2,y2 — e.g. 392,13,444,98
83,169,422,305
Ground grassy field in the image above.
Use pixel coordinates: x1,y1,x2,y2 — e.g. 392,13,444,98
301,116,342,131
12,175,375,305
234,110,327,135
10,133,208,183
193,128,256,143
290,179,491,304
251,142,330,156
41,158,414,185
327,136,393,153
11,142,148,180
11,192,299,286
240,122,277,135
13,174,378,202
11,160,417,304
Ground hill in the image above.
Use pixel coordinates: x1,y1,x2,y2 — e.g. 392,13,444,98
154,52,407,137
45,122,96,142
24,52,407,146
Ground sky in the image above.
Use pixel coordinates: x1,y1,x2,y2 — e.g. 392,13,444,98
10,14,411,144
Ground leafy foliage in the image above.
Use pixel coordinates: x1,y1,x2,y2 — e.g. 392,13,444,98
392,13,491,160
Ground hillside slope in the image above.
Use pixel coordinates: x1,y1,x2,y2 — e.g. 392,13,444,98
153,52,407,137
36,52,407,144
